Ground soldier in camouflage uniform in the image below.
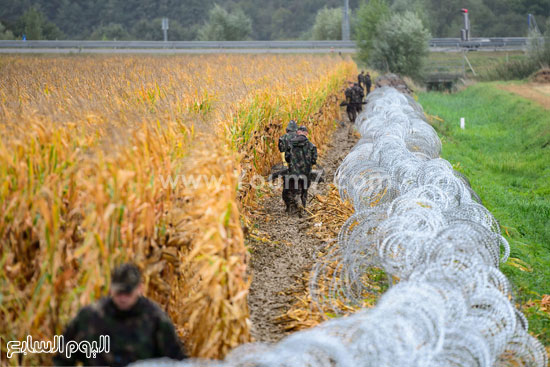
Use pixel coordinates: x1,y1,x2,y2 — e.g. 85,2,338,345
279,120,298,211
278,120,298,155
344,82,364,122
54,263,186,367
344,82,357,122
352,82,365,113
365,72,372,95
358,71,366,91
358,71,372,94
283,126,318,213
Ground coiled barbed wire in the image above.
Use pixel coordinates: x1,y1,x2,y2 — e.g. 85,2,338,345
133,87,547,367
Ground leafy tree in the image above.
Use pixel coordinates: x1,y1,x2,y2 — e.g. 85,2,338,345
412,0,524,37
169,22,200,41
90,23,129,40
389,0,544,37
270,8,293,40
0,22,15,40
130,19,160,40
532,17,550,65
22,7,43,39
355,0,390,61
198,4,252,41
14,7,64,40
370,11,431,79
55,0,89,39
0,0,547,40
390,0,431,31
311,7,342,40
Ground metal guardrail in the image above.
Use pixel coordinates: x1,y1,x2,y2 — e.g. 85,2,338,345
0,38,529,50
429,37,528,49
0,40,356,49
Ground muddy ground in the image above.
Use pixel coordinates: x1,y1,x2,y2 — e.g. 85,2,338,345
247,116,359,342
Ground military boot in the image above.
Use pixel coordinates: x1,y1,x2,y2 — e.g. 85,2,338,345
288,202,298,215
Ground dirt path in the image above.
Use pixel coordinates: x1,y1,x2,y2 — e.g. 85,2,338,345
499,83,550,110
247,117,358,342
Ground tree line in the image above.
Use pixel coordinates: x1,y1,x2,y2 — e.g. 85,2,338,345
0,0,548,41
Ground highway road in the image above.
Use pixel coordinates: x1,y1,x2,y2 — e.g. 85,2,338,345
0,38,530,53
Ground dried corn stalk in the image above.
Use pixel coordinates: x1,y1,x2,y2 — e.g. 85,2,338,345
0,54,355,365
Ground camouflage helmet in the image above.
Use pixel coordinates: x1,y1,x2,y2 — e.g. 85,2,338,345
298,125,308,133
111,263,141,294
286,120,298,132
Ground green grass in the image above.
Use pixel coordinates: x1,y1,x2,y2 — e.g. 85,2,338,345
418,83,550,343
426,51,528,78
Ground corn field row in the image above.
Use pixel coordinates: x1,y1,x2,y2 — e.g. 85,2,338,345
0,54,356,365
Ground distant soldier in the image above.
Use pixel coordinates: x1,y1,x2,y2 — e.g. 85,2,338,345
365,72,372,95
344,81,357,122
358,70,366,90
283,126,317,213
278,120,299,210
353,83,365,114
352,82,365,113
54,263,187,367
344,82,364,122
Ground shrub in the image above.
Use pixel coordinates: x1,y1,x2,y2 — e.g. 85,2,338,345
198,5,252,41
14,7,64,40
369,11,431,79
481,19,550,81
311,7,342,40
90,23,130,40
354,0,390,62
0,21,15,40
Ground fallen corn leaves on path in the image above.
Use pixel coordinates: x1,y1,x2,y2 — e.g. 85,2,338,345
246,115,360,341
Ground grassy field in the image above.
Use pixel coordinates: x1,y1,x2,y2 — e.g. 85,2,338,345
418,83,550,344
425,50,528,78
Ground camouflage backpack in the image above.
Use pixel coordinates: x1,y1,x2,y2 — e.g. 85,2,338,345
287,135,315,175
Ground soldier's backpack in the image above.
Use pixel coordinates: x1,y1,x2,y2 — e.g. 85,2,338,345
278,132,295,153
352,86,364,103
287,135,314,175
345,87,354,101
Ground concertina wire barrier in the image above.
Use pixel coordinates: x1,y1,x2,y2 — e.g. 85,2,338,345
133,86,547,367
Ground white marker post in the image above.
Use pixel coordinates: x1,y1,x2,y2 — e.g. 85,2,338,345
460,117,465,130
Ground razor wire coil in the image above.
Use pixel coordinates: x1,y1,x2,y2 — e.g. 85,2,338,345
132,86,547,367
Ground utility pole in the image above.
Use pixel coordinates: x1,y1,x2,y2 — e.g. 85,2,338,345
527,14,541,35
162,17,169,42
527,14,543,56
460,8,470,41
460,9,476,77
342,0,350,41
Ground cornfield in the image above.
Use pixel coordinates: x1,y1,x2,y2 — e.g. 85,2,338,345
0,54,355,365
